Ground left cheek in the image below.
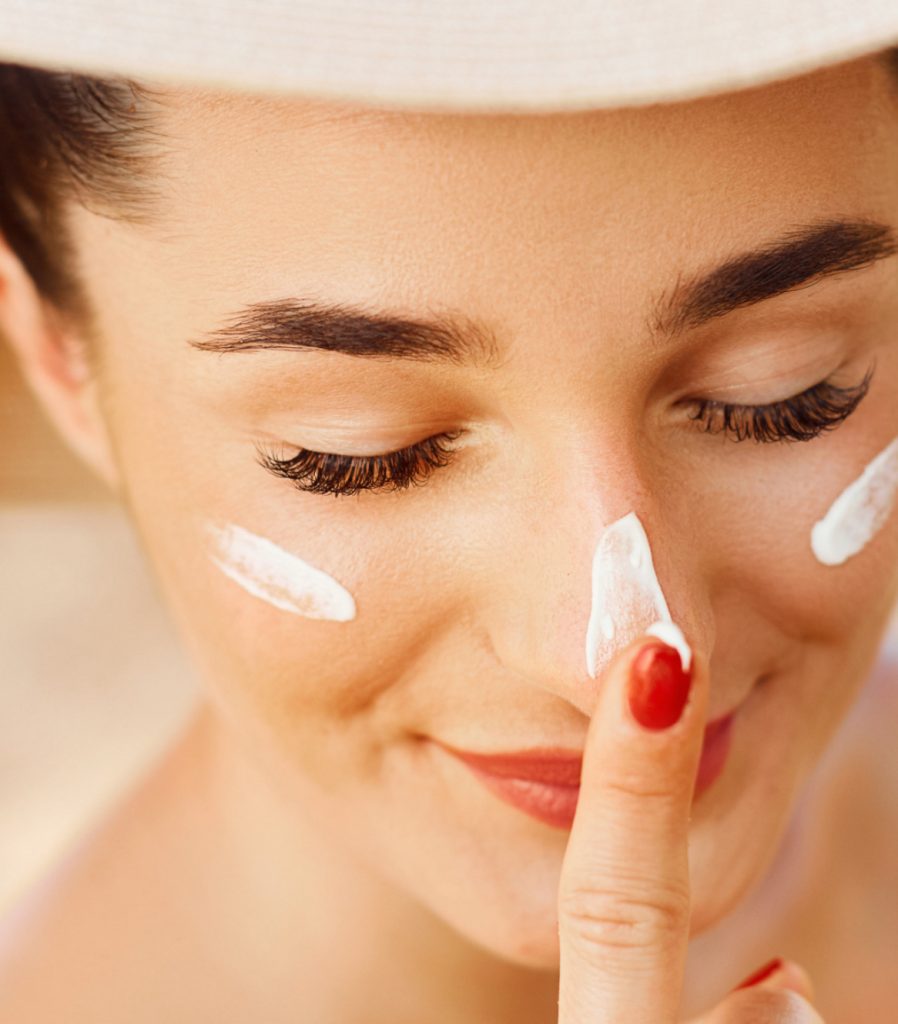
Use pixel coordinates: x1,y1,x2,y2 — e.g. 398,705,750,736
802,470,898,646
769,625,885,797
757,530,898,768
727,457,898,649
700,458,898,747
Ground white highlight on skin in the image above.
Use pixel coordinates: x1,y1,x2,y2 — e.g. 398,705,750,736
585,511,692,678
205,522,356,621
810,436,898,567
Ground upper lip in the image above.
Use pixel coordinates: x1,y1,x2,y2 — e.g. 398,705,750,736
436,742,584,786
434,710,736,788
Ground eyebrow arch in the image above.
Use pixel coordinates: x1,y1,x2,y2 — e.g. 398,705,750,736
187,297,504,367
188,217,897,366
650,218,898,338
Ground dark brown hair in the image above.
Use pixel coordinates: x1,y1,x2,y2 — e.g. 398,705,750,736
0,62,170,339
2,49,898,340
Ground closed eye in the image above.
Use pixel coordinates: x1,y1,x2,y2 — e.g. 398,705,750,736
255,430,464,497
256,364,875,499
687,362,875,443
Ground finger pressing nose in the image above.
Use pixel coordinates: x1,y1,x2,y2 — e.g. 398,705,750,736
557,633,709,1024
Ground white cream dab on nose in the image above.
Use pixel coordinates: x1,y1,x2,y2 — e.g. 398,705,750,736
644,620,691,672
810,436,898,567
205,522,356,621
585,511,691,678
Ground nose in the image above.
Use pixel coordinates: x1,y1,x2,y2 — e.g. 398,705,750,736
481,462,713,717
585,510,693,679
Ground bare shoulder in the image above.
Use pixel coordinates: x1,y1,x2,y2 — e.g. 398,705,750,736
0,709,226,1023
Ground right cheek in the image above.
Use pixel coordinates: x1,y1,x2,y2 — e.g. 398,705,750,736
178,545,426,729
184,579,346,702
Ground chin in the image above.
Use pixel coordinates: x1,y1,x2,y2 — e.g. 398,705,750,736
437,835,786,973
442,897,566,970
685,771,805,938
385,839,569,970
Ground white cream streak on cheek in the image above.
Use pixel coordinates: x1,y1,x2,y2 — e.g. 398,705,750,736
810,436,898,567
585,511,691,678
205,522,356,621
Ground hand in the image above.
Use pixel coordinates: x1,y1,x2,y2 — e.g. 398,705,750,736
556,635,824,1023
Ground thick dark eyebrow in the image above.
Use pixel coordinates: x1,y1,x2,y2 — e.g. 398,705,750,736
650,218,898,338
188,218,897,366
187,297,503,367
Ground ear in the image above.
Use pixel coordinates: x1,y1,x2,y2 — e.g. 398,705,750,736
0,231,120,492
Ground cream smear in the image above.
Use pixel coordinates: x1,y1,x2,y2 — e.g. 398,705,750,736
810,436,898,567
585,511,691,678
205,522,356,621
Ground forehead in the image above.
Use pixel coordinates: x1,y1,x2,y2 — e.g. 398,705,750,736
71,56,898,351
146,55,897,241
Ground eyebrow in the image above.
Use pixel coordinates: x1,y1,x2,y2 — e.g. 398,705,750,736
187,297,504,367
188,218,897,365
649,218,898,337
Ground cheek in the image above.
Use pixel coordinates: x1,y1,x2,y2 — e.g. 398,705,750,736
701,441,898,770
704,443,898,650
142,503,464,786
101,376,469,780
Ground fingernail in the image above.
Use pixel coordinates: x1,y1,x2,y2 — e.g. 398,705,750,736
627,640,693,730
733,957,784,990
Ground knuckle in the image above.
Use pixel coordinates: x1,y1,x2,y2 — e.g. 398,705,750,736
601,768,680,803
559,878,690,954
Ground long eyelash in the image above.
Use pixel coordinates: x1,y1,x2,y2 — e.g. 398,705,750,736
257,430,463,497
259,365,874,497
689,363,875,443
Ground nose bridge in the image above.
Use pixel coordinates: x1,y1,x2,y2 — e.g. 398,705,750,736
486,452,711,715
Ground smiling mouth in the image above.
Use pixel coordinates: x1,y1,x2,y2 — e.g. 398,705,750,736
434,711,736,830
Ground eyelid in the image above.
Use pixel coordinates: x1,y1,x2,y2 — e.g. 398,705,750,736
268,428,463,461
688,360,875,443
258,360,875,499
256,428,464,497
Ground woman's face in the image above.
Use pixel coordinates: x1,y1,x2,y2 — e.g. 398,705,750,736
62,55,898,963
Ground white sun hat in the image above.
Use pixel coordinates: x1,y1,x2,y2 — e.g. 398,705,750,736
0,0,897,112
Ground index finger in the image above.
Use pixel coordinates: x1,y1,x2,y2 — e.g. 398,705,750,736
557,630,709,1024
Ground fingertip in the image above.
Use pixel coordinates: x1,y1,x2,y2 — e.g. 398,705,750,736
732,957,816,1003
732,956,784,990
775,961,816,1003
645,620,692,673
628,640,693,731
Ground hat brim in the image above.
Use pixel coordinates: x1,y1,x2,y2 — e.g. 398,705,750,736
1,0,898,111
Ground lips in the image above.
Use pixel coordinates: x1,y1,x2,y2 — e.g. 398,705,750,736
436,711,736,830
438,746,583,787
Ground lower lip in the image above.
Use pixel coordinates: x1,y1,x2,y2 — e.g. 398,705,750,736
453,713,735,831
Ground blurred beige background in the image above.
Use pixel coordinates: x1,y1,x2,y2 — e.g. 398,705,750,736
0,341,198,916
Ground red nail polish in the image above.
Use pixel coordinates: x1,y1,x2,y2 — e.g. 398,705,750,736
627,642,692,730
733,957,784,990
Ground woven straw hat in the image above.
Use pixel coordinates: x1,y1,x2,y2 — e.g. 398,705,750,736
1,1,898,112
